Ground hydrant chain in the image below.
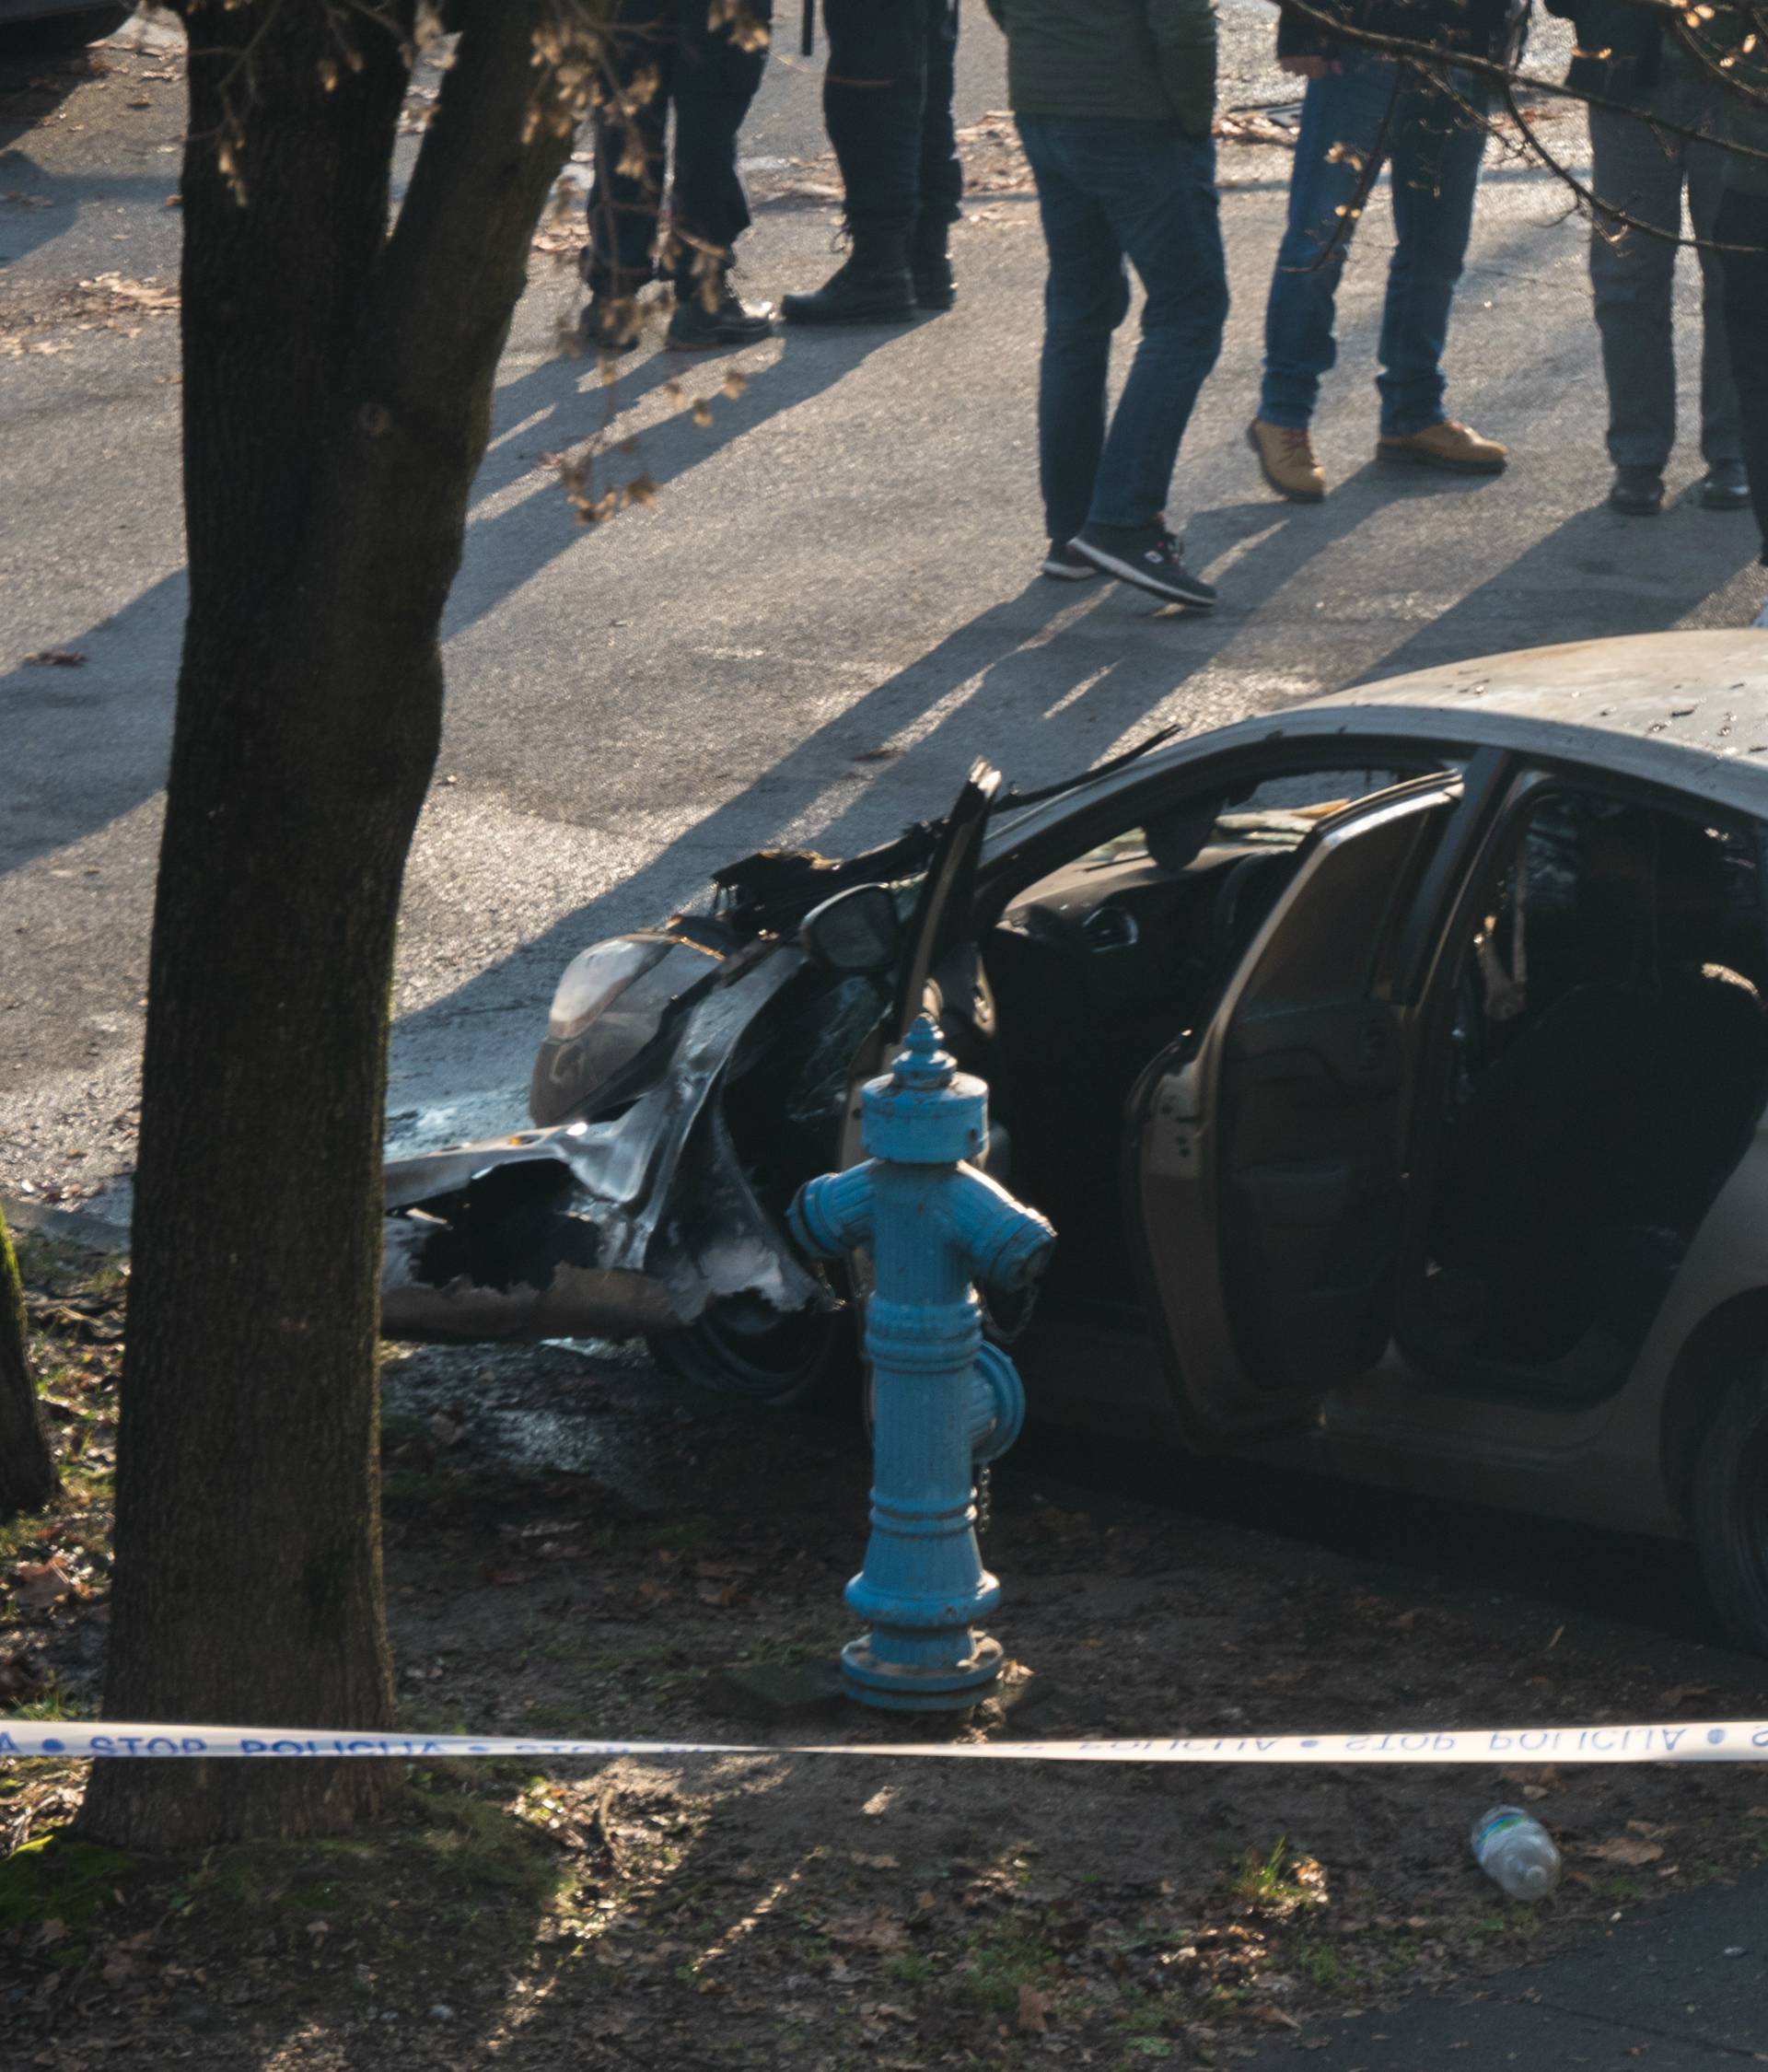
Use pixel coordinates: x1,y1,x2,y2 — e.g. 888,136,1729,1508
788,1015,1056,1712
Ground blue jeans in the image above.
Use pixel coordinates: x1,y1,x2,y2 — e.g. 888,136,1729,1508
1260,53,1489,437
1018,116,1227,540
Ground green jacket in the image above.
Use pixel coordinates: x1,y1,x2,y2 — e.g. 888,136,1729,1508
983,0,1217,140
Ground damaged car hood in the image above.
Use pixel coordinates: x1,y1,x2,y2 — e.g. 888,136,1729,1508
381,949,830,1344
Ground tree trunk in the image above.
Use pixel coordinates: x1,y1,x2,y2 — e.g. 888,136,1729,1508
0,1204,59,1517
77,0,596,1851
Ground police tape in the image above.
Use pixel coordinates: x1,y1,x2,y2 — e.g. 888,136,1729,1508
6,1719,1768,1764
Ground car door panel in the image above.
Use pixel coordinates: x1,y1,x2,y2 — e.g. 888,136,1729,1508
1133,781,1461,1444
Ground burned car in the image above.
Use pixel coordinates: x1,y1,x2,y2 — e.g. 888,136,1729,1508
385,629,1768,1651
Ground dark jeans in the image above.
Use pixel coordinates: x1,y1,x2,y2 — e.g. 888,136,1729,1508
1716,187,1768,566
1589,77,1739,471
1018,116,1228,540
585,0,773,298
823,0,961,236
1260,52,1489,436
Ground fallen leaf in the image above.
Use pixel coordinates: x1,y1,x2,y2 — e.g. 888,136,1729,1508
13,1559,76,1612
21,649,86,668
822,1909,909,1953
1662,1685,1712,1709
1017,1984,1050,2034
1587,1836,1665,1867
849,1852,900,1870
1252,2004,1303,2030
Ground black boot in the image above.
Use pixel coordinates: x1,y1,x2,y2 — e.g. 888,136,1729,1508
781,229,917,326
579,293,643,357
667,274,774,350
912,216,956,312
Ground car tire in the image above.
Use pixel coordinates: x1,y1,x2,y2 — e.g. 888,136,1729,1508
650,1298,857,1412
1690,1360,1768,1654
0,7,132,55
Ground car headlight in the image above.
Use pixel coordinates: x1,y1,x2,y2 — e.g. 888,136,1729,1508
529,932,722,1125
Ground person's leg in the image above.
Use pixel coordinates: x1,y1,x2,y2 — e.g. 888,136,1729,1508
1016,116,1130,552
820,0,926,236
1586,93,1684,481
584,0,677,309
784,0,923,320
662,0,774,343
1374,67,1491,440
1259,52,1402,431
1716,187,1768,570
1684,84,1749,504
1063,123,1227,605
668,0,772,295
912,0,963,303
1090,131,1229,528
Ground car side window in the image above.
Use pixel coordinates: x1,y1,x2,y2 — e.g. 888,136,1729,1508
1453,788,1768,1088
1413,783,1768,1392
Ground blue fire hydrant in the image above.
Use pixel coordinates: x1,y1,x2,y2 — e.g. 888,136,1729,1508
789,1016,1056,1711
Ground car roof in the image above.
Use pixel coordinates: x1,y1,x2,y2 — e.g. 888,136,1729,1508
1304,630,1768,813
986,633,1768,859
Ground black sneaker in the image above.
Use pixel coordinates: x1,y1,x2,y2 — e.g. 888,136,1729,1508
1609,465,1664,516
667,287,774,351
1073,522,1217,609
1041,541,1099,581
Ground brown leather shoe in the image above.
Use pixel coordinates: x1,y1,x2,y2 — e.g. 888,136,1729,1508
1248,418,1326,503
1377,419,1508,474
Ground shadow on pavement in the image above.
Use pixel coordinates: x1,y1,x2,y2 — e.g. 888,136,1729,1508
0,320,909,879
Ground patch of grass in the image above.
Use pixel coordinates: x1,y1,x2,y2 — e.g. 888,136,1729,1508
1296,1938,1347,1990
885,1950,934,1987
167,1781,572,1961
1227,1839,1327,1918
958,1918,1061,2015
0,1833,134,1932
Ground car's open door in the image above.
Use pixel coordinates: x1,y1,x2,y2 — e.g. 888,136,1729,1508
892,760,1002,1042
1130,777,1462,1444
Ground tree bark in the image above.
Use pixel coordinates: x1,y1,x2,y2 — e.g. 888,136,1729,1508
77,0,599,1851
0,1204,59,1517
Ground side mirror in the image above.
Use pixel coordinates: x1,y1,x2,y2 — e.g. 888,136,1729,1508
800,884,901,976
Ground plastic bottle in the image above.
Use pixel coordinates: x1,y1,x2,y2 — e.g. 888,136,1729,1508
1471,1804,1562,1900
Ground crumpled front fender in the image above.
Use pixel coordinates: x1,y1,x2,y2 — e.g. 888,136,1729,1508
379,949,831,1344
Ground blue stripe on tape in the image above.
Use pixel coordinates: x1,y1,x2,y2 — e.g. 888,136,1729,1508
2,1721,1766,1763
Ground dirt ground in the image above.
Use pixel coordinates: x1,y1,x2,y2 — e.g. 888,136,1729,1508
8,1237,1768,2072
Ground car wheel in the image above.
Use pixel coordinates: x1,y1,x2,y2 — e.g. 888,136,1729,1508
0,7,132,55
1690,1361,1768,1653
650,1297,856,1411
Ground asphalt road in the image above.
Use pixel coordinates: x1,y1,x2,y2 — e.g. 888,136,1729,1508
1244,1862,1768,2067
1,3,1761,1227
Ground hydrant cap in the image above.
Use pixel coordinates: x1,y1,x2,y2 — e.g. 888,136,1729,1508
862,1015,988,1163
